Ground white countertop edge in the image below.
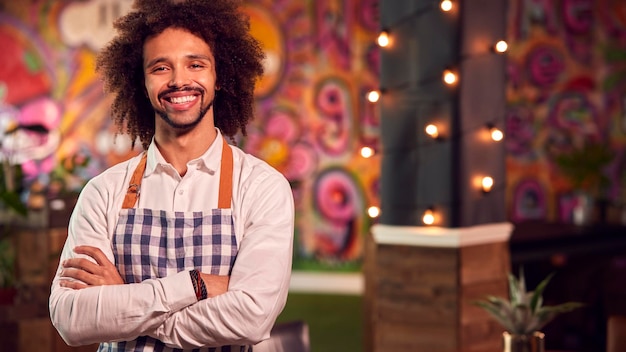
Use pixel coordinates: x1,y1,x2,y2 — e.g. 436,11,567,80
289,271,363,295
371,222,514,248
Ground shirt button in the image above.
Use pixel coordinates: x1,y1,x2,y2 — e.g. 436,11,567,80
178,190,184,195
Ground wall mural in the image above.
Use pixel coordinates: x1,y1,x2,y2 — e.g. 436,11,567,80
0,0,380,271
240,0,380,271
506,0,626,223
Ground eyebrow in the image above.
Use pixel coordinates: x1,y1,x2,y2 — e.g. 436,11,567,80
144,54,213,69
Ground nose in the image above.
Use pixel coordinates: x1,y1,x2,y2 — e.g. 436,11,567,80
168,69,191,88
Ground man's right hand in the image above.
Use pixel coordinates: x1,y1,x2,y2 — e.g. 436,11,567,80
199,273,229,298
59,245,125,289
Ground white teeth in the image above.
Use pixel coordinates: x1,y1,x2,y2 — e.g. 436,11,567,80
170,95,196,104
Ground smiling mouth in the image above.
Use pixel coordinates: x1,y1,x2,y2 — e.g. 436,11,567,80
159,87,204,106
167,95,198,104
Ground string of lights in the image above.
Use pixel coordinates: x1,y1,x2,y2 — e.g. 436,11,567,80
377,0,457,48
364,0,508,225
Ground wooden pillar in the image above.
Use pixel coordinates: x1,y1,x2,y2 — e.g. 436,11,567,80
371,0,510,348
365,223,512,352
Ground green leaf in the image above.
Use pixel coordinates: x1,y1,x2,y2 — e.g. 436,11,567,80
508,273,521,305
474,270,583,334
474,299,516,332
530,272,554,313
0,191,27,216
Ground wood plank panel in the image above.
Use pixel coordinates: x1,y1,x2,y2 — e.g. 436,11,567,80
375,322,458,351
366,240,510,351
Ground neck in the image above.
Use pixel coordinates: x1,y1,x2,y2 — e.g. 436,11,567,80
154,123,218,177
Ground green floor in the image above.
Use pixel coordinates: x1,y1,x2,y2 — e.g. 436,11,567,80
276,293,363,352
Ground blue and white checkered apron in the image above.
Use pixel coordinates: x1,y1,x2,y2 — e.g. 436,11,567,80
98,140,251,352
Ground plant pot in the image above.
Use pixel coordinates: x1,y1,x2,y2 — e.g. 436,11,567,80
502,331,545,352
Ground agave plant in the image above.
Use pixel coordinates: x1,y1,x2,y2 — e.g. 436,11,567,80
474,269,584,335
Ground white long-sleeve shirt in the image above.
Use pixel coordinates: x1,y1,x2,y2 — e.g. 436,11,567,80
49,130,294,349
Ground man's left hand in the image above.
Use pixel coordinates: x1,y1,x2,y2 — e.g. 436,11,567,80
59,245,125,289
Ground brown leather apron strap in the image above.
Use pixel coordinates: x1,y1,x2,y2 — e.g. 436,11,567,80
122,138,233,209
122,152,148,209
218,138,233,209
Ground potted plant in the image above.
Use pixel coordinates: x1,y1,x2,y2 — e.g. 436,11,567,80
474,269,583,352
553,141,613,225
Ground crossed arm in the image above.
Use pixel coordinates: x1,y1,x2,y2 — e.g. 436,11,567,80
59,246,228,297
49,232,235,347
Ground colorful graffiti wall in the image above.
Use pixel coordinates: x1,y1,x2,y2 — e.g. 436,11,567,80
506,0,626,223
0,0,380,271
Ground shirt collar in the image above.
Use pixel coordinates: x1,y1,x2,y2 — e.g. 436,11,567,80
144,128,224,177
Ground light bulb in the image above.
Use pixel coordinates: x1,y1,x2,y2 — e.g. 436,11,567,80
481,176,494,193
490,128,504,141
368,206,380,218
377,31,390,47
360,146,374,158
494,40,508,53
425,124,439,139
423,208,435,225
440,0,453,12
443,69,457,85
367,90,380,103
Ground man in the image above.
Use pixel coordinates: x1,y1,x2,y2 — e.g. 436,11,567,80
49,0,294,351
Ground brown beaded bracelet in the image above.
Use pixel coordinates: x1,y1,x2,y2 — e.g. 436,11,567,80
189,269,208,300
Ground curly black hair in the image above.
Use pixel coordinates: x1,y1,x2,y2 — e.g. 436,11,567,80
96,0,265,149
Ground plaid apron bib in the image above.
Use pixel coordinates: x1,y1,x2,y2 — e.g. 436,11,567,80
98,140,250,352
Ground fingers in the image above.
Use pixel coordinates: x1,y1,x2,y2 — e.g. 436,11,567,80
60,267,98,286
59,246,126,288
73,246,112,267
59,279,88,290
60,261,124,286
62,257,99,274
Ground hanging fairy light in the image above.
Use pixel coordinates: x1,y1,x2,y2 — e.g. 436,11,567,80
443,69,458,85
493,40,508,53
360,146,375,158
422,207,435,225
366,90,381,103
377,30,390,47
490,128,504,142
440,0,453,12
368,206,381,218
486,123,504,142
425,124,439,139
481,176,494,193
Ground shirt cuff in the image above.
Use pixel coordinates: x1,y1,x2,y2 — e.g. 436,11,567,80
155,271,198,313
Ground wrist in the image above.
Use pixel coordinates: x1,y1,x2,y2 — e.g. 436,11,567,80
189,269,208,300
